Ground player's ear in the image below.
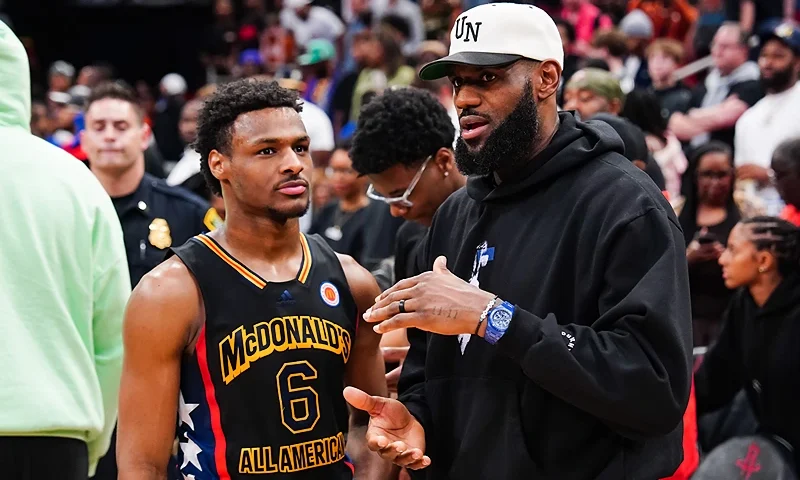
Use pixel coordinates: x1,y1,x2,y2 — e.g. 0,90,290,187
209,149,228,183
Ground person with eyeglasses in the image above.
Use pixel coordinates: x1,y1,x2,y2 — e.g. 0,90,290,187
678,141,741,347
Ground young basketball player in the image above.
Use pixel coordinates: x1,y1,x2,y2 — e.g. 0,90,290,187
117,79,389,479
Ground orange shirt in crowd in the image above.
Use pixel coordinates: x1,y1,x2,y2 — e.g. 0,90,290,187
629,0,698,41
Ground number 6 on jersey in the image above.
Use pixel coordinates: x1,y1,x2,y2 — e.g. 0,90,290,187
277,360,321,434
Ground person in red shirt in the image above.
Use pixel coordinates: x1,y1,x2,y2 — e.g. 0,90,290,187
561,0,614,56
772,137,800,226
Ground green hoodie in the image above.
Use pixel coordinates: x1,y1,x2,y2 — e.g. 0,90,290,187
0,20,130,475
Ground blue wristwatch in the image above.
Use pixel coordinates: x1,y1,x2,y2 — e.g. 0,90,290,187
484,301,515,345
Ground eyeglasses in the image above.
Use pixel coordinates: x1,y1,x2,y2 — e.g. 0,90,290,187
366,155,431,208
697,170,733,180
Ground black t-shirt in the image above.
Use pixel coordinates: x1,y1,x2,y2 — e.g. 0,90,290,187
689,79,764,151
309,201,372,265
725,0,784,24
686,210,741,322
393,221,428,283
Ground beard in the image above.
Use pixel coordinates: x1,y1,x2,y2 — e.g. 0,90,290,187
761,64,796,92
455,80,541,176
266,198,310,224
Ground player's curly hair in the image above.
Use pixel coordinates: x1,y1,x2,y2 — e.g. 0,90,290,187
194,79,303,196
349,87,455,175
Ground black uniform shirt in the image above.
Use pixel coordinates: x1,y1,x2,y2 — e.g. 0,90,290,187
111,172,212,287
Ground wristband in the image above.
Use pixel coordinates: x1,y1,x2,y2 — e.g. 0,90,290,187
476,296,499,335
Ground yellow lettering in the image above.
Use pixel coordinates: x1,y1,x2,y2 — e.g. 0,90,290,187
238,433,346,474
220,318,352,383
279,445,294,473
239,448,254,473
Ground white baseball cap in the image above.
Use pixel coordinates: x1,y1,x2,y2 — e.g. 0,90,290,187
419,3,564,81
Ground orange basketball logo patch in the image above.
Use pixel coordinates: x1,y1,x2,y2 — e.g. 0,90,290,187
320,282,340,307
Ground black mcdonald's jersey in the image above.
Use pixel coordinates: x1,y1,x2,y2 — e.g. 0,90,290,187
170,233,357,479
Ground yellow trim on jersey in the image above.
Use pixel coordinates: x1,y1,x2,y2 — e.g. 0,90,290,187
195,235,267,289
203,207,223,231
298,234,312,284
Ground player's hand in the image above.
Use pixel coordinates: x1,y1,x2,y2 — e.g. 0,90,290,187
343,387,430,470
364,256,496,336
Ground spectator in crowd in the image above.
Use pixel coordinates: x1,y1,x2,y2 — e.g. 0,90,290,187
588,29,631,86
647,38,693,116
0,20,129,479
734,21,800,217
669,23,763,150
274,77,336,167
630,0,698,41
412,41,459,132
48,60,75,93
622,88,688,200
561,0,614,56
373,0,425,57
234,48,266,79
309,140,381,265
346,4,692,478
279,0,346,48
76,64,114,89
202,0,239,82
166,99,204,187
772,137,800,226
349,27,416,124
299,38,338,112
152,73,188,162
695,215,800,471
564,67,625,120
618,9,654,91
311,166,334,215
678,141,740,347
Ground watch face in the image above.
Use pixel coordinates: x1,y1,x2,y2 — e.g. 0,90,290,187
490,307,512,330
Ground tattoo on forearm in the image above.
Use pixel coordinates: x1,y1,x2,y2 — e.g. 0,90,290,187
432,306,459,319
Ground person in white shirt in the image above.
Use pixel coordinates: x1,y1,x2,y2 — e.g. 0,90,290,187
734,21,800,216
280,0,345,48
166,99,203,186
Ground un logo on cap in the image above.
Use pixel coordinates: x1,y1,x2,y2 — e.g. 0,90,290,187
454,16,482,42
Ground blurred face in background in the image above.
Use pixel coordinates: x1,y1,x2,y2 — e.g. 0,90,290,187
215,0,234,17
696,151,734,206
328,148,367,200
563,88,618,119
81,98,150,174
30,102,51,138
312,167,333,210
771,154,800,208
179,100,203,145
648,50,678,85
759,39,799,93
711,26,748,76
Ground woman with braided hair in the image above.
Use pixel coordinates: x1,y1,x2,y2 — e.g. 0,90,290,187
695,216,800,472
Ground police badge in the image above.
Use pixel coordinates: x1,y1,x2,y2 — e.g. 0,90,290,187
148,218,172,249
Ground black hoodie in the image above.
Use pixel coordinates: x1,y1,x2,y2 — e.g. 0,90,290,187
398,112,693,480
695,273,800,468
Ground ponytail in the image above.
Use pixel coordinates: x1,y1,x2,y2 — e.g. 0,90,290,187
742,216,800,276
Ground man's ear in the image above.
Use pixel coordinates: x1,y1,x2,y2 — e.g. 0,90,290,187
209,149,228,184
535,60,562,101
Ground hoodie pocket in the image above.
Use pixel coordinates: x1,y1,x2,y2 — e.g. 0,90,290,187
424,377,543,480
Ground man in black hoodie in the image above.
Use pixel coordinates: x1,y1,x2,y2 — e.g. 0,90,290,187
343,3,693,479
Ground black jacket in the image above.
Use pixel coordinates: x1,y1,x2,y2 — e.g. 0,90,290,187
398,112,693,480
695,273,800,468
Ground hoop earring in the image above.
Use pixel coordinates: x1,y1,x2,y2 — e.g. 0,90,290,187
759,266,767,273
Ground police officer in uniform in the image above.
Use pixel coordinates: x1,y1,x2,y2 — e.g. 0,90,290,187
81,82,215,288
80,81,214,479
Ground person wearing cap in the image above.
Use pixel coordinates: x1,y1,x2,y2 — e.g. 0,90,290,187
734,21,800,217
49,60,75,93
563,67,626,120
343,4,692,479
299,38,337,111
618,9,654,92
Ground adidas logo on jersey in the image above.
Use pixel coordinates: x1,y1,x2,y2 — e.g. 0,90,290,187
277,290,295,306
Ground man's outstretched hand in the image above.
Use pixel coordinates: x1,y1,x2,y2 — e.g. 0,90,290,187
343,386,431,470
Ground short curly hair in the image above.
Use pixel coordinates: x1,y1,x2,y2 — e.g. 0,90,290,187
195,79,302,196
349,87,455,175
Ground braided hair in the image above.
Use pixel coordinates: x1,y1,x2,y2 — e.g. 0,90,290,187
741,216,800,276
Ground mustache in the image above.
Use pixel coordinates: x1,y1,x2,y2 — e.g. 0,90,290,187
459,109,491,122
275,174,309,187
